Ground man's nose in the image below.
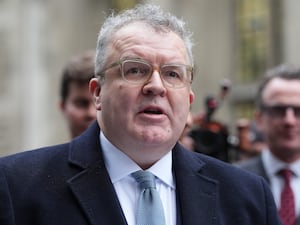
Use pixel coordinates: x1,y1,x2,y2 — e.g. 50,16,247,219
142,71,166,96
283,107,297,123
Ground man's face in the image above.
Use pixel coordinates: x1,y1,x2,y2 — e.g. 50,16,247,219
60,82,96,138
90,23,194,163
256,78,300,162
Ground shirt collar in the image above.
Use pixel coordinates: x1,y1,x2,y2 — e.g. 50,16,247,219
262,149,300,177
100,131,175,189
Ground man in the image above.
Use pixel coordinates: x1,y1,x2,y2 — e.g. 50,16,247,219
0,4,281,225
237,64,300,225
59,50,96,138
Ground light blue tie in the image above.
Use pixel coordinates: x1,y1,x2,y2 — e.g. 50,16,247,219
132,170,166,225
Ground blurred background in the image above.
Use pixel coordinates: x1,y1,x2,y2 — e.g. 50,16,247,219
1,0,300,156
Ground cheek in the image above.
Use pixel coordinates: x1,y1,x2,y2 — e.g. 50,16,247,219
261,118,278,135
174,91,192,107
102,85,136,116
170,93,191,120
64,103,84,118
66,109,82,121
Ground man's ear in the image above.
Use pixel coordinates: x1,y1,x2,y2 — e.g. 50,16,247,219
189,90,195,104
89,78,102,110
59,100,65,112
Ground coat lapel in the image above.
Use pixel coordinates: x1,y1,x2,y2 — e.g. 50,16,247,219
67,164,127,225
66,123,220,225
67,122,128,225
173,144,218,225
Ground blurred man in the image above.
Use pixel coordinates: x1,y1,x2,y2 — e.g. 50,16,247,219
59,50,96,138
237,64,300,225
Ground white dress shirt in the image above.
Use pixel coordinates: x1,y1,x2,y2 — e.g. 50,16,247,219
100,131,176,225
262,149,300,217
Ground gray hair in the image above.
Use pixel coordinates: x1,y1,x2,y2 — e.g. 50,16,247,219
94,4,194,75
256,63,300,108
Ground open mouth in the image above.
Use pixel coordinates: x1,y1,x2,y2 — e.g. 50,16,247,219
141,106,164,115
143,109,163,114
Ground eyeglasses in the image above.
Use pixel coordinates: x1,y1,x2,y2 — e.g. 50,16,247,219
97,58,193,88
261,104,300,118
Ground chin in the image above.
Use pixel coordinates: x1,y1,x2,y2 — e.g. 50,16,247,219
142,135,167,144
138,131,168,144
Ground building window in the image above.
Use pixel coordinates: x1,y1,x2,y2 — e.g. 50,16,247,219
233,0,282,120
235,0,271,83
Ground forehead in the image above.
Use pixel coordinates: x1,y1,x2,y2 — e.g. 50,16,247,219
263,78,300,105
108,22,189,63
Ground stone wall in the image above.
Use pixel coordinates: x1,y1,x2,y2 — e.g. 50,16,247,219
1,0,300,155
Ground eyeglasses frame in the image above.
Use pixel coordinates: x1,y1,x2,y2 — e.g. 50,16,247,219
96,58,194,88
260,103,300,118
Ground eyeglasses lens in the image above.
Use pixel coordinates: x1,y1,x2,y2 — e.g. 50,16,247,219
121,60,191,88
122,61,151,83
264,105,300,118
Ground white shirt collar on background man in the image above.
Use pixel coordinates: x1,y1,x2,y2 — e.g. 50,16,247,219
262,148,300,217
100,131,176,225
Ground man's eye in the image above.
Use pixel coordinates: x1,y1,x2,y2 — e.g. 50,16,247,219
166,71,180,78
162,66,184,80
126,67,149,76
74,100,89,108
127,67,141,74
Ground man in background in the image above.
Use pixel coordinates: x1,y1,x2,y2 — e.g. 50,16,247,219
59,50,96,138
237,64,300,225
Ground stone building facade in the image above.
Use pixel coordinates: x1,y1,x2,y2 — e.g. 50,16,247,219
1,0,300,155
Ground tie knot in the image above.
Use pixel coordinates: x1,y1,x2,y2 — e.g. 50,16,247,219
132,170,156,189
279,168,293,183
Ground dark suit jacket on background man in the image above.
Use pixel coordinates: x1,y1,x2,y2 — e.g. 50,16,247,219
237,154,300,225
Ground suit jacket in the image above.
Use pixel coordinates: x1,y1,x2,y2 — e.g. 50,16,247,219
237,155,300,225
0,122,282,225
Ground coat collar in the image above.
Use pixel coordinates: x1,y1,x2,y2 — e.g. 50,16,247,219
68,121,102,169
67,122,219,225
